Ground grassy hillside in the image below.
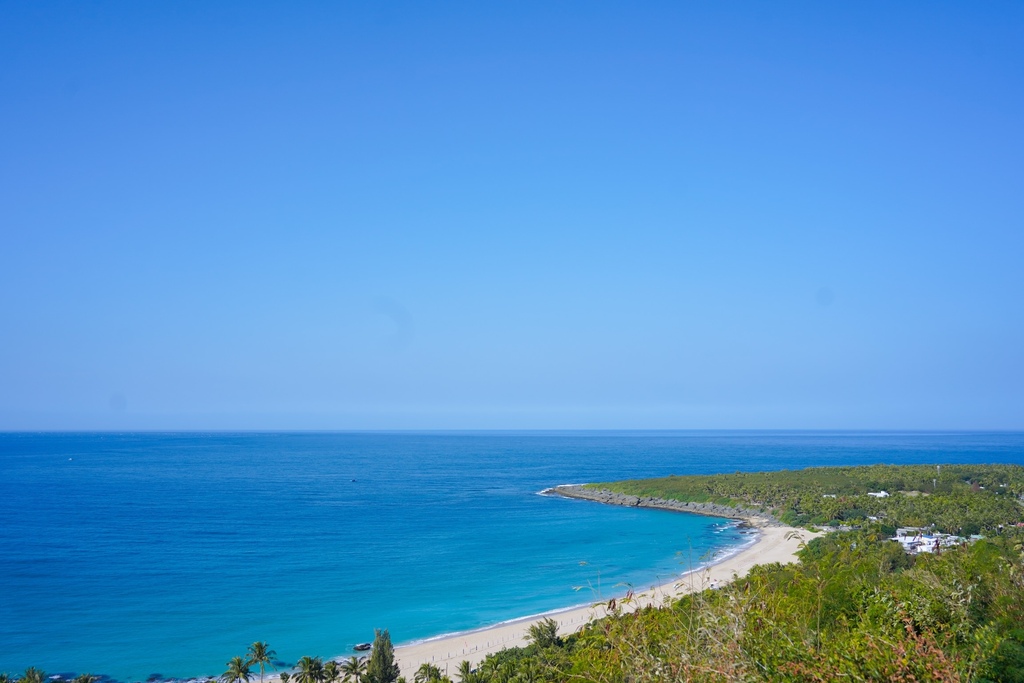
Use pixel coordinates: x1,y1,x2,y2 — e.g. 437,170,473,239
469,529,1024,682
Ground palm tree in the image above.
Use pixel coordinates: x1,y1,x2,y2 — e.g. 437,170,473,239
223,657,253,683
525,618,560,649
20,669,46,683
279,673,290,683
294,656,325,683
246,642,277,683
322,661,340,683
477,659,500,681
454,662,473,683
412,664,441,683
339,657,366,683
73,675,98,683
516,660,541,683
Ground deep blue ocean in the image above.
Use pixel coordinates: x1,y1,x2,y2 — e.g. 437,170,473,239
1,431,1022,681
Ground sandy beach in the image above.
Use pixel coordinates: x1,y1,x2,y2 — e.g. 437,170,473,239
392,522,818,680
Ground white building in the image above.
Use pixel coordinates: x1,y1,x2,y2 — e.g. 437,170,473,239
891,527,969,555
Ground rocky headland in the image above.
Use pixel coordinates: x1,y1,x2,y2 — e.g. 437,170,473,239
545,484,782,526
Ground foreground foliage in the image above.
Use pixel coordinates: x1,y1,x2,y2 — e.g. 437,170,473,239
467,529,1024,682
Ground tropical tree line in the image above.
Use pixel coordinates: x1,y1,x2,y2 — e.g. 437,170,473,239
223,630,397,683
597,463,1024,533
0,671,97,683
2,631,385,683
219,639,373,683
276,654,366,683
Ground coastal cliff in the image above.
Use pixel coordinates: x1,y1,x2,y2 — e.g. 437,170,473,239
546,484,782,526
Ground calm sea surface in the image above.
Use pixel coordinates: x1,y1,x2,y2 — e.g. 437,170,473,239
1,431,1022,680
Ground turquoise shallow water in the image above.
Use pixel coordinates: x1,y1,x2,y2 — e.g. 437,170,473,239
1,431,1022,680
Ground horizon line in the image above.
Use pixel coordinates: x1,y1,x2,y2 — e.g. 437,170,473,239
3,428,1024,435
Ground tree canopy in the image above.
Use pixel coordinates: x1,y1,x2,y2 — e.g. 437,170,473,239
365,629,400,683
593,463,1024,532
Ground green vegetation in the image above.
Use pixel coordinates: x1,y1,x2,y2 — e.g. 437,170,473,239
525,618,561,650
413,664,443,683
456,528,1024,681
294,656,325,683
365,629,400,683
222,657,252,683
340,657,367,683
247,643,277,683
591,464,1024,533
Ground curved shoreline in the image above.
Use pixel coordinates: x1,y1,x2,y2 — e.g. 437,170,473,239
390,486,814,680
391,525,759,651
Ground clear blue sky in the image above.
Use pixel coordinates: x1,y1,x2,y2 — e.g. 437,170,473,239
2,2,1022,430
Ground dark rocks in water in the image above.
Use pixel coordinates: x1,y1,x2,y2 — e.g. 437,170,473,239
354,642,372,651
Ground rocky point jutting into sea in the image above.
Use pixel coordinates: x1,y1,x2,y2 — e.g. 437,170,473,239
546,484,783,526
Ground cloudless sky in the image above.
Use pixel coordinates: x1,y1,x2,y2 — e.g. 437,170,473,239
2,1,1023,430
